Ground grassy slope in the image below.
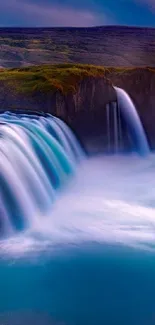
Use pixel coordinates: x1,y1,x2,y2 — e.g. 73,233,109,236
0,64,107,94
0,64,155,96
0,26,155,68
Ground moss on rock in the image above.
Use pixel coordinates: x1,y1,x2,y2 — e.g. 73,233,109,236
0,64,108,95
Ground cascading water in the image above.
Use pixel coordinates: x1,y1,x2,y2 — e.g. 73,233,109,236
114,87,150,155
106,103,111,152
0,109,155,325
106,101,123,153
0,111,84,236
106,88,149,155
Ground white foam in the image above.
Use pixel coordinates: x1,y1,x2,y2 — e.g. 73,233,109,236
1,154,155,257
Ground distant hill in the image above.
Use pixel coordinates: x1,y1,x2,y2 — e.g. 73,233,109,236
0,26,155,68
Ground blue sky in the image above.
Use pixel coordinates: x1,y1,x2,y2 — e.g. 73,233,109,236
0,0,155,27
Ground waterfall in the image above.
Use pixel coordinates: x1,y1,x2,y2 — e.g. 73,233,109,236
114,87,149,155
106,103,111,152
0,112,84,237
106,88,149,155
106,101,123,153
117,101,123,150
113,102,118,152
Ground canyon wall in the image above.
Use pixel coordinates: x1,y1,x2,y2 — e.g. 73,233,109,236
0,75,116,152
0,67,155,152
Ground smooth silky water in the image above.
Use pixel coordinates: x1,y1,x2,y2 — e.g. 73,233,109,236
0,106,155,325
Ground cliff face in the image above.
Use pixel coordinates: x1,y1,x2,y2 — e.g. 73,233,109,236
0,73,116,152
0,65,155,153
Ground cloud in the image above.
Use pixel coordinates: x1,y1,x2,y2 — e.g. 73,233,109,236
1,0,153,27
0,0,106,27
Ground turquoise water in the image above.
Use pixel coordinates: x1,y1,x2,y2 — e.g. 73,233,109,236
1,155,155,325
0,112,83,234
1,245,155,325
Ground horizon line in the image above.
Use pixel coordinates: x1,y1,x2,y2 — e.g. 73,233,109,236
0,24,155,29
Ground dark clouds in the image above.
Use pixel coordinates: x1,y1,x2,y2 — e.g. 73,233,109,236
0,0,154,27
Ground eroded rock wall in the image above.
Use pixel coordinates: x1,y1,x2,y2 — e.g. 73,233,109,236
0,68,155,152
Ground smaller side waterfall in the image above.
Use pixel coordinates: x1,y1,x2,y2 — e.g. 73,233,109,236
114,87,149,155
106,101,123,153
106,88,149,155
106,103,111,152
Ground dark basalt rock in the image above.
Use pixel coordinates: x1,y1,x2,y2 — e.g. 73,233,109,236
0,67,155,153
